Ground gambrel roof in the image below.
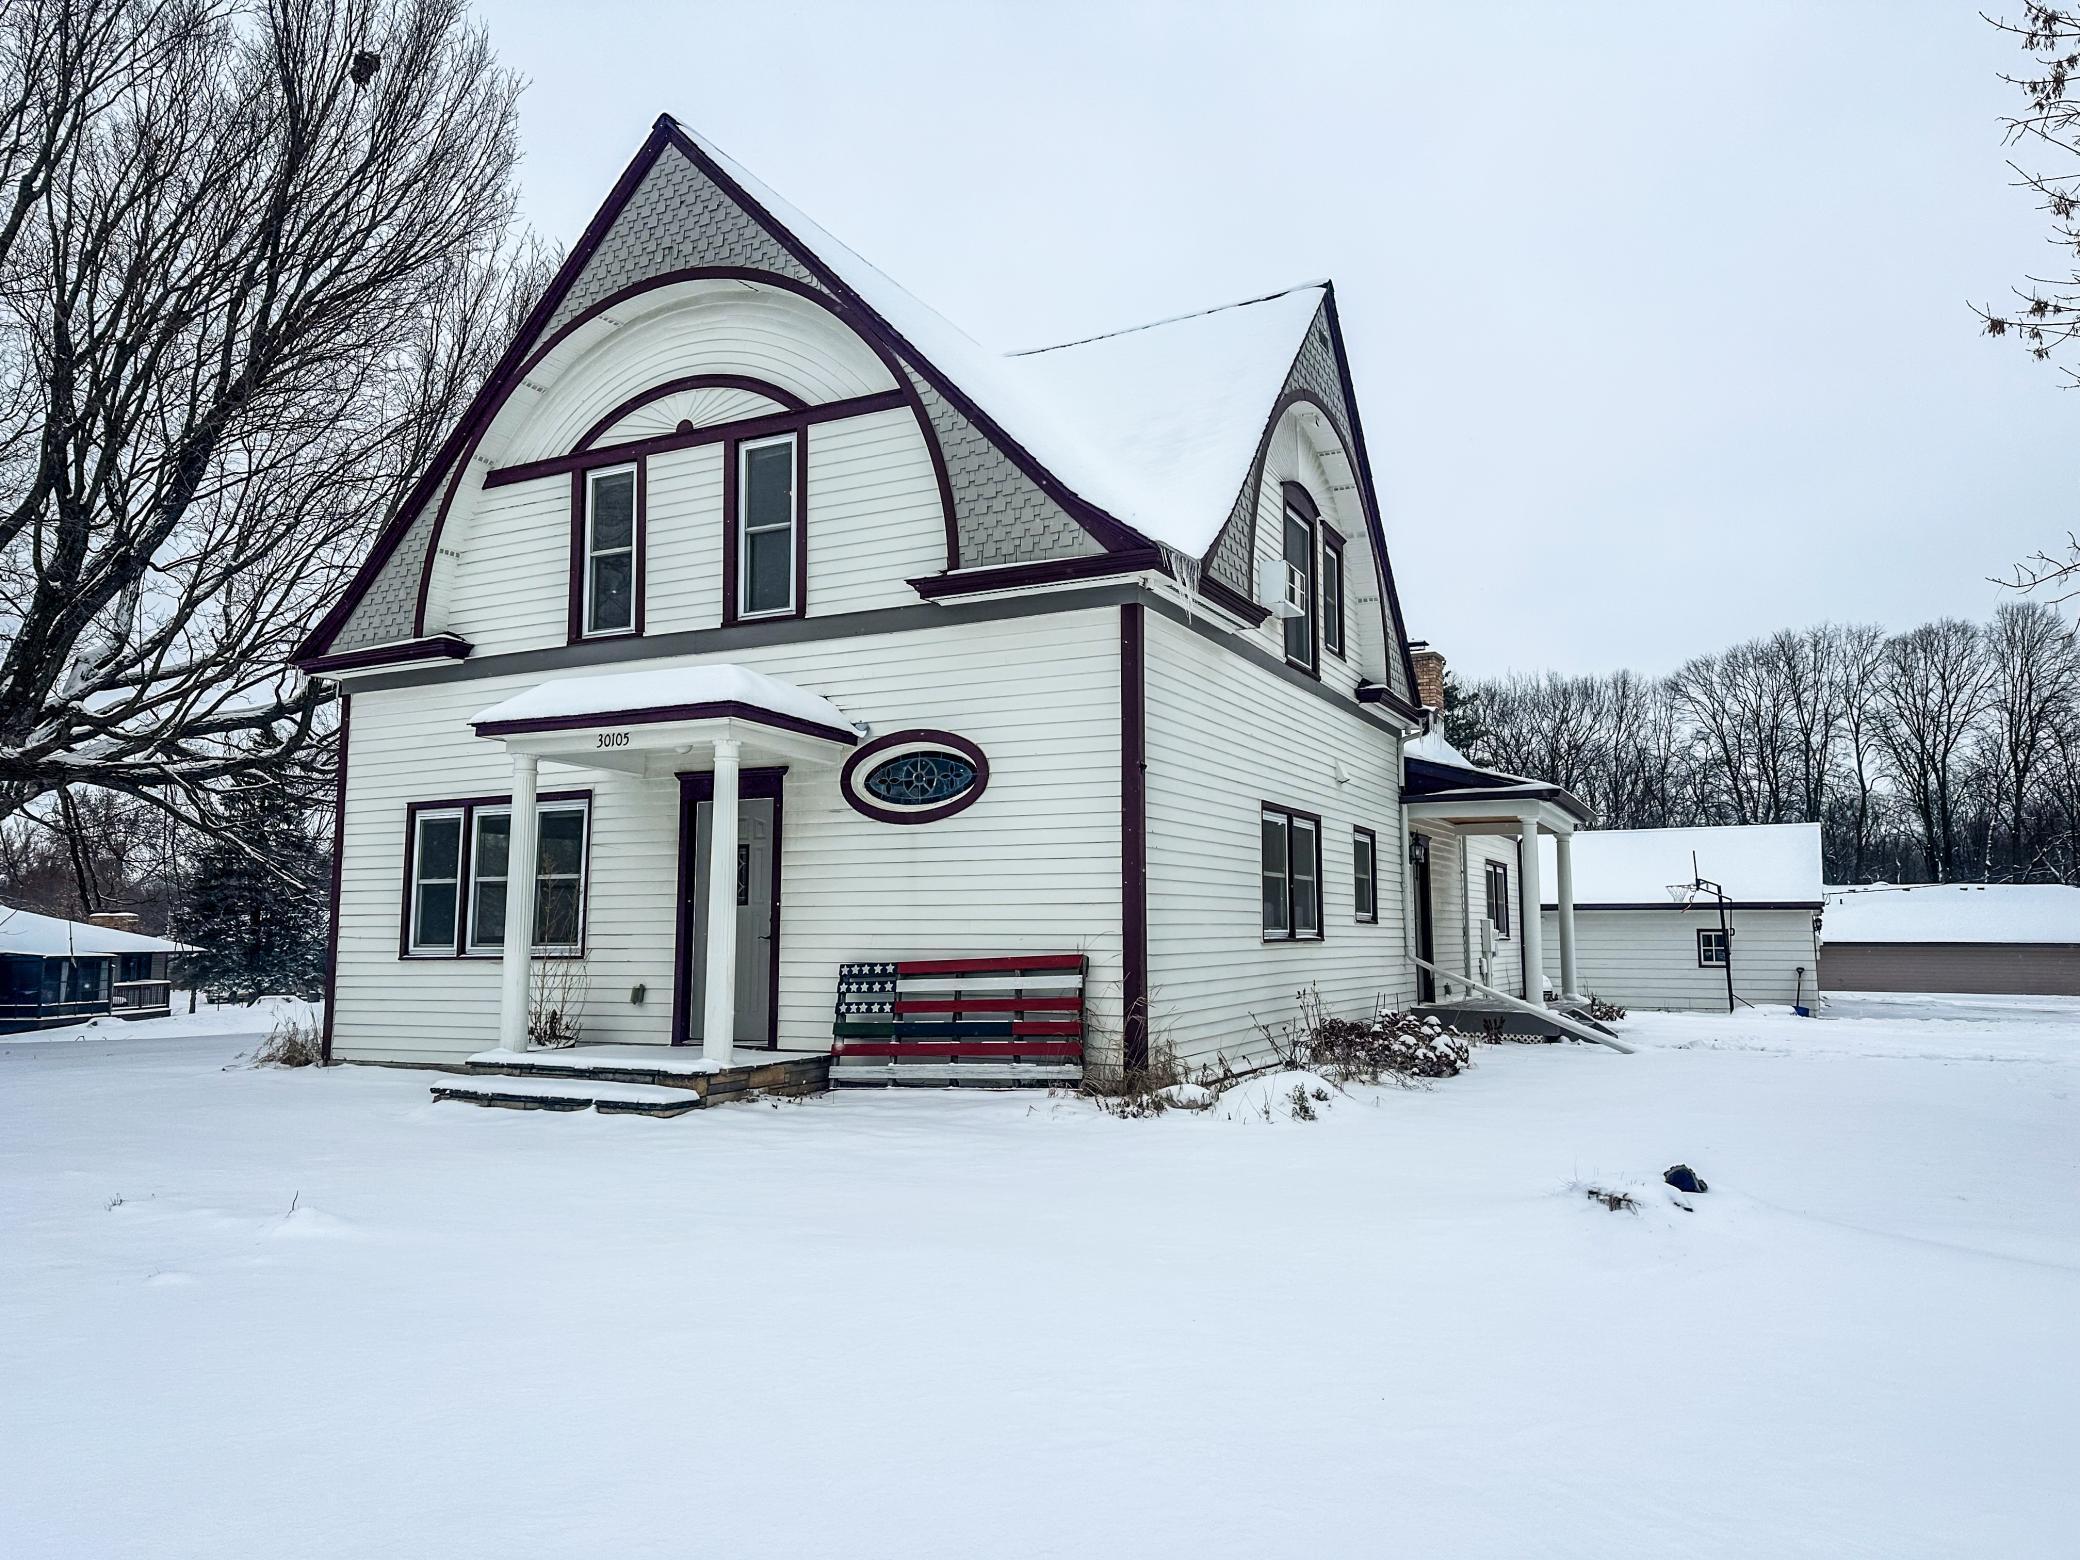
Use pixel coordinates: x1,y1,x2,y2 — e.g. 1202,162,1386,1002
300,116,1420,711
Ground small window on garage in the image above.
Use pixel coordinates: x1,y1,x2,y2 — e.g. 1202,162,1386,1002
1697,927,1728,967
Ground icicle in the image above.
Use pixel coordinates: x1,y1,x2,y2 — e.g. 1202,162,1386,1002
1156,540,1200,625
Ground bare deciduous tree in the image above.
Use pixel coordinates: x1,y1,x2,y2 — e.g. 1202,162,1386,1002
0,0,536,841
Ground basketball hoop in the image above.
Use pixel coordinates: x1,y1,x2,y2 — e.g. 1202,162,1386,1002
1665,882,1698,908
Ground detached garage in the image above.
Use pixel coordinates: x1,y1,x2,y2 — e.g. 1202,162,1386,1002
1536,823,1825,1013
1820,883,2080,996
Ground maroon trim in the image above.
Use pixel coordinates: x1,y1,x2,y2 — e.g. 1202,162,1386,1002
1280,482,1322,680
297,126,677,663
908,549,1167,600
319,694,351,1064
574,373,806,452
488,389,897,490
654,120,1150,560
473,699,856,747
720,427,808,626
1321,525,1347,660
564,468,585,644
1121,603,1148,1070
897,953,1085,976
296,634,471,676
1261,800,1326,943
567,458,649,642
1197,573,1270,627
671,767,787,1050
839,729,990,824
400,790,593,960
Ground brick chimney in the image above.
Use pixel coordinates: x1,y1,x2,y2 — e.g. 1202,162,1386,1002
87,911,141,933
1408,640,1447,714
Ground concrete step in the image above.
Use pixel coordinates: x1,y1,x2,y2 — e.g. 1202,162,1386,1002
432,1076,704,1117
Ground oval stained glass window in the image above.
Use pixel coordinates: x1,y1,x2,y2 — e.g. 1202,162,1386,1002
862,751,977,806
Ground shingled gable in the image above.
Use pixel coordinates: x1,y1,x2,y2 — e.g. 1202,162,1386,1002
299,114,1420,707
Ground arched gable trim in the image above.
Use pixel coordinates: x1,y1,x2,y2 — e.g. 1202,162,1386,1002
406,266,959,637
1220,387,1421,720
573,372,806,452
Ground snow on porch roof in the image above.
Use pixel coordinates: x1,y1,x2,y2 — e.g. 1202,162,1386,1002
1822,882,2080,945
675,119,1323,557
1537,823,1825,908
471,664,856,744
0,904,194,958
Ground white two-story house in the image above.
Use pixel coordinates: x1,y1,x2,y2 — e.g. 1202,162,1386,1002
296,116,1594,1084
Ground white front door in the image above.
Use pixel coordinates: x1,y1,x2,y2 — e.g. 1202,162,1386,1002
690,797,775,1046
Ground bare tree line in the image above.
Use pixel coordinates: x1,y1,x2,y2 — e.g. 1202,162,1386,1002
1447,602,2080,885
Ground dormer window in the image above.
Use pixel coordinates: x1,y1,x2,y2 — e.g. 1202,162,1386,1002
1321,529,1345,658
581,465,639,637
1281,486,1319,673
733,432,800,620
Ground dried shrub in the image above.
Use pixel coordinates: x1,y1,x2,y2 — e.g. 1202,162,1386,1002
252,1013,323,1068
1582,1185,1641,1213
1585,995,1627,1023
529,960,590,1049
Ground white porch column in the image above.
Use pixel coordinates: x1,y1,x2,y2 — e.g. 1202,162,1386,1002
701,735,742,1068
1517,813,1546,1005
1555,827,1580,1001
497,750,540,1053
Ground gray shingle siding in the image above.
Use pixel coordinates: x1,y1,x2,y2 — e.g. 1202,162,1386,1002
322,146,1103,653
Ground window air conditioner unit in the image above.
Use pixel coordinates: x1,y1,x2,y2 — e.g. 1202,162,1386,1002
1256,558,1306,619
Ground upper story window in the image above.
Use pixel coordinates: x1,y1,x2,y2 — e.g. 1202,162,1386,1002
1281,500,1316,671
1321,530,1346,659
735,432,800,620
582,466,639,638
1262,803,1323,941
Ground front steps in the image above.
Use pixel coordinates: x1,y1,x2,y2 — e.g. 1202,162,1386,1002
431,1045,831,1115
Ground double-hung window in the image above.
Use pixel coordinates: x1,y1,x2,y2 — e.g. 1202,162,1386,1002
1321,532,1346,658
1353,826,1377,922
582,466,638,637
736,433,799,618
405,796,590,957
1262,804,1322,941
1281,502,1316,669
1697,927,1729,968
466,801,590,955
1484,859,1510,935
408,810,465,953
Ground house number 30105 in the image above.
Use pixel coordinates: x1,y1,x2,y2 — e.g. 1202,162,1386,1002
594,731,631,749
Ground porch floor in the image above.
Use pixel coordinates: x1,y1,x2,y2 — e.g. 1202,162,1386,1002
1414,996,1602,1041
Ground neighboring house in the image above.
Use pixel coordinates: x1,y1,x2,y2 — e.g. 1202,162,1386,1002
294,116,1592,1078
1533,823,1826,1012
0,907,189,1034
1821,883,2080,996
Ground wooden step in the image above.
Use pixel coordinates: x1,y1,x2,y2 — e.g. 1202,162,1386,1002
432,1076,705,1117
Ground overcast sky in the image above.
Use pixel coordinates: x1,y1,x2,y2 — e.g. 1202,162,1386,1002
474,0,2071,679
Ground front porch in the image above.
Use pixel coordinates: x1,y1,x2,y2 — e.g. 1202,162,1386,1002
433,1042,832,1113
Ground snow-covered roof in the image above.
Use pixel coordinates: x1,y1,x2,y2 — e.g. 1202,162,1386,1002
472,663,854,739
0,905,192,958
1823,883,2080,945
680,122,1321,557
1538,823,1825,907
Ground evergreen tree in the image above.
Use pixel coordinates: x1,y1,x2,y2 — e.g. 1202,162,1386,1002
175,786,328,1003
1441,670,1494,761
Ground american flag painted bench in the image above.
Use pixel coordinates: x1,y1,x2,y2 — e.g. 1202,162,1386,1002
830,953,1086,1087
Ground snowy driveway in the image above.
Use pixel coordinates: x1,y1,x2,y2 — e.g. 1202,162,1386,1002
3,997,2076,1558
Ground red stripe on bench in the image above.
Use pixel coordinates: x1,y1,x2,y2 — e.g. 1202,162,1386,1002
1010,1020,1084,1037
895,954,1086,976
893,995,1082,1014
833,1041,1084,1059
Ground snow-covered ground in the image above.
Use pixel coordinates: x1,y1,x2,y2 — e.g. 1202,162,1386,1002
3,995,2075,1558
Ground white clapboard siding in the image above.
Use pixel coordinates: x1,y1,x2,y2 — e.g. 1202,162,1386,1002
332,609,1122,1066
1419,824,1467,987
1538,906,1820,1011
439,408,944,657
1142,611,1412,1071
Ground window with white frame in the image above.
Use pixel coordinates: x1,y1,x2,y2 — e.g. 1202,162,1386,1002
466,800,590,954
1262,804,1323,940
583,466,638,636
1697,927,1729,967
407,810,464,953
1281,503,1315,668
1353,826,1377,922
737,433,798,617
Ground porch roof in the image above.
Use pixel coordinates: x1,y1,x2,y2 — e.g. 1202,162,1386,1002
471,664,858,747
1402,729,1594,826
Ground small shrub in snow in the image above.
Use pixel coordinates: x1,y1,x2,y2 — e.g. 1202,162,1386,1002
252,1014,323,1068
1294,994,1473,1087
1586,995,1627,1023
528,960,589,1049
1582,1185,1641,1213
